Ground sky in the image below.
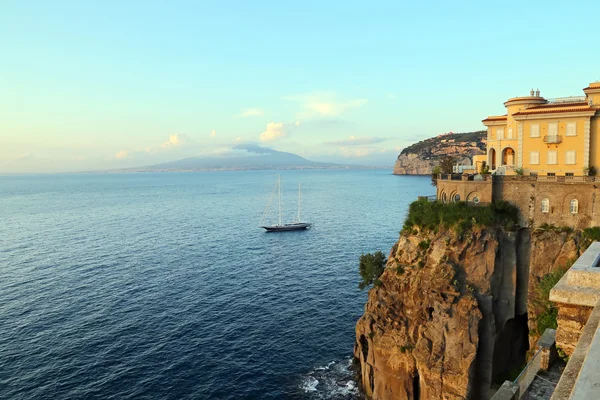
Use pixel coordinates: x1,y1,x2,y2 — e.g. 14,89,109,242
2,0,600,173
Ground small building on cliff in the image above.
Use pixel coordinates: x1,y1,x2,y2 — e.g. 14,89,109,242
437,82,600,230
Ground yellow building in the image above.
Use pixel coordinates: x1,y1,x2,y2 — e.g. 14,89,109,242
482,82,600,176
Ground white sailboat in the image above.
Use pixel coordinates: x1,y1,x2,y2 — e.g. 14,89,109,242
260,175,312,232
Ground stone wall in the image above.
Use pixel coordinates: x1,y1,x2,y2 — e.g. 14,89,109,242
436,176,600,229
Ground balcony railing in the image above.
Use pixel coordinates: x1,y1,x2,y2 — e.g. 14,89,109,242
543,135,562,144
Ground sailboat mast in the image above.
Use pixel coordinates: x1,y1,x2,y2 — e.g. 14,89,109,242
278,175,282,226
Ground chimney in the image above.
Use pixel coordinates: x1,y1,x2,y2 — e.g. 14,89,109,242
530,88,535,96
535,89,540,97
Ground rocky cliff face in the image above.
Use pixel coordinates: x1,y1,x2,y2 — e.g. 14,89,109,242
354,227,584,400
393,131,486,175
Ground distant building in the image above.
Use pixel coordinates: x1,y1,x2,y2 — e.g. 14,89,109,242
482,82,600,176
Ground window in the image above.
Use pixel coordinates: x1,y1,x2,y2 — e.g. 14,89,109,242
541,198,550,213
497,128,504,140
547,151,558,165
547,173,556,176
570,199,579,214
453,193,461,203
473,196,480,204
530,172,538,177
530,151,540,164
566,173,574,177
548,123,558,136
507,127,513,139
530,124,540,138
566,122,577,136
566,150,576,165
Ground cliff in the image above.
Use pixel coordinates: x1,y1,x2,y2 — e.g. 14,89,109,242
354,220,586,399
393,131,486,175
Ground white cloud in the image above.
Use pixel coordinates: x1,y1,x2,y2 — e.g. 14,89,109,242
211,130,217,138
115,150,128,159
284,92,367,118
161,133,186,149
235,137,243,142
239,108,264,117
260,122,286,142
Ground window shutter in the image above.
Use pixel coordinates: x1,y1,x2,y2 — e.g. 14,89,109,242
547,151,557,165
531,124,540,137
566,123,576,136
530,151,539,164
508,127,513,139
566,150,576,164
497,128,504,139
548,123,558,137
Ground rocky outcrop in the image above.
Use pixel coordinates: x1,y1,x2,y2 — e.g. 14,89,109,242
393,131,486,175
354,227,585,400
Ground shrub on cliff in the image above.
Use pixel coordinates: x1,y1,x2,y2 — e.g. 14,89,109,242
531,265,570,335
582,227,600,251
358,251,387,290
402,199,519,234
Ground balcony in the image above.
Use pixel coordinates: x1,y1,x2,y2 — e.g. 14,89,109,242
543,135,562,144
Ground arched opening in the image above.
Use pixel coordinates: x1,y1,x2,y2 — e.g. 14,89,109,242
541,198,550,213
570,199,579,214
440,191,447,204
489,148,497,170
502,147,515,166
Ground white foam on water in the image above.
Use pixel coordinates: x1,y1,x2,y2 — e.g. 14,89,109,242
299,358,360,399
300,376,319,392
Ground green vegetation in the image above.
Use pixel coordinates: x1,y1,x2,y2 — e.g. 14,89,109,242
358,251,387,290
402,199,520,235
535,223,573,234
582,227,600,251
531,264,571,336
418,239,431,250
431,166,441,187
515,167,524,176
439,156,455,174
584,166,597,177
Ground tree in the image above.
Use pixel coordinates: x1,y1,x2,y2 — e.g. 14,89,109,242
358,251,387,290
439,156,456,174
431,166,441,187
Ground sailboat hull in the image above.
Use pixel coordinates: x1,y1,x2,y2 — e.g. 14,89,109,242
261,223,312,232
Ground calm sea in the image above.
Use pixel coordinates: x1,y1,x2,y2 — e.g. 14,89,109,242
0,170,432,399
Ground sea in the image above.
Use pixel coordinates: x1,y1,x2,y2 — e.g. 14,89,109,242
0,170,432,400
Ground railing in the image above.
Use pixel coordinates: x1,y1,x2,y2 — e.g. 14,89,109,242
437,174,598,183
513,347,543,398
546,96,587,104
417,195,436,202
543,135,562,144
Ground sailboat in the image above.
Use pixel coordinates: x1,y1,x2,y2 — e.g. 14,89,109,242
260,175,312,232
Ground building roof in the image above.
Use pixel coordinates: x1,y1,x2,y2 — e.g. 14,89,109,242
482,115,507,122
531,101,588,109
512,105,596,116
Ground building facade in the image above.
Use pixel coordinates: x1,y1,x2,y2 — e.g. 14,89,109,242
482,82,600,176
436,82,600,229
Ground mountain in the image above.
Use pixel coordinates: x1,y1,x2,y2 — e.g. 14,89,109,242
393,131,486,175
113,144,339,172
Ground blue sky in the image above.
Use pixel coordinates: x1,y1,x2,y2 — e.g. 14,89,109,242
1,0,599,172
